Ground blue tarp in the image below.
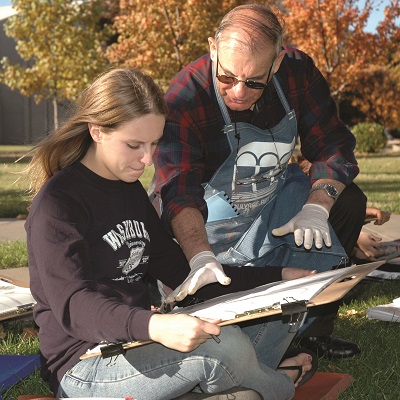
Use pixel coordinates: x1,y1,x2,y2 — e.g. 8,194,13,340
0,354,41,399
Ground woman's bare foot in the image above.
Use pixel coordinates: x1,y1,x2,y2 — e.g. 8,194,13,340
277,352,313,387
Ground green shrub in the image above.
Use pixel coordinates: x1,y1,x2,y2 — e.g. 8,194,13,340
352,122,387,153
0,240,28,268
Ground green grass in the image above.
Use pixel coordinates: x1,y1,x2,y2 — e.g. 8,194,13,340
323,280,400,399
0,156,31,219
1,149,399,219
0,147,155,219
0,147,399,399
354,153,400,214
0,145,32,156
0,241,29,269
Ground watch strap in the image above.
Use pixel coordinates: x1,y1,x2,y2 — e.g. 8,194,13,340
309,183,339,202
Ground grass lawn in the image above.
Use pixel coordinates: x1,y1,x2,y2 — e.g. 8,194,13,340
354,153,400,214
0,147,399,399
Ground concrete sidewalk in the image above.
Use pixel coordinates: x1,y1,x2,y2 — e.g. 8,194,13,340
1,215,399,287
0,218,26,241
361,214,400,242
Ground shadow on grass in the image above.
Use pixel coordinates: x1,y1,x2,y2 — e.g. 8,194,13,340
0,189,31,218
355,180,400,192
0,157,30,164
356,152,400,159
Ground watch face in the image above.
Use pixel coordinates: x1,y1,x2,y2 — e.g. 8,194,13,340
326,185,338,197
310,184,338,200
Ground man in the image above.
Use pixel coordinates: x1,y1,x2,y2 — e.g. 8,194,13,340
152,3,366,359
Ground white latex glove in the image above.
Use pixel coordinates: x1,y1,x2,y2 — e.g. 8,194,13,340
272,204,331,250
166,251,231,303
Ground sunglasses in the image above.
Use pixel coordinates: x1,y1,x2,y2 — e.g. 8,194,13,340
216,55,274,90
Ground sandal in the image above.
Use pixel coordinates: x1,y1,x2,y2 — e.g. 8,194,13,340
277,347,318,387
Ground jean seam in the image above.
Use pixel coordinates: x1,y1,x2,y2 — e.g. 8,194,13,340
63,355,240,387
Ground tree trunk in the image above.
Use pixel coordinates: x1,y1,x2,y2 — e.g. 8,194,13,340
52,97,58,130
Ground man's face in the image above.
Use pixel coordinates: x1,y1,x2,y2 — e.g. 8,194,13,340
209,35,284,111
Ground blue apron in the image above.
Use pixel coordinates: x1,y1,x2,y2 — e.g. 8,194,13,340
204,65,346,271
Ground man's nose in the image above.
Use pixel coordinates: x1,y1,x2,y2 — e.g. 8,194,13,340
232,81,247,97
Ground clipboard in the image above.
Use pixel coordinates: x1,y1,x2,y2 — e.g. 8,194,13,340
80,260,385,360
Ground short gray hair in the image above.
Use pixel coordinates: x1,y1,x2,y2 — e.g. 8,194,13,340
215,3,284,56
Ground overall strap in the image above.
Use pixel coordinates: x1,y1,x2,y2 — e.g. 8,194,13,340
212,60,231,125
272,76,291,114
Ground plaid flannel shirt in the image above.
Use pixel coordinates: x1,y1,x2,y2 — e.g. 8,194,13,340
154,47,359,231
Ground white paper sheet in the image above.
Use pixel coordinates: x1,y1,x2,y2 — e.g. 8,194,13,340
374,241,400,262
366,297,400,322
171,266,356,321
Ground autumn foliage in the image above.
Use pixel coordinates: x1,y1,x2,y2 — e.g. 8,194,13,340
0,0,112,128
105,0,399,128
106,0,244,88
0,0,399,130
281,0,400,129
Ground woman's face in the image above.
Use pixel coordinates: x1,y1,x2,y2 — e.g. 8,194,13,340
88,114,165,183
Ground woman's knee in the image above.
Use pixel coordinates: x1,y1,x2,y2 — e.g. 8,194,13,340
201,325,258,369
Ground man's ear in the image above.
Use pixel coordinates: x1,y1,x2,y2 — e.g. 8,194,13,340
208,37,217,63
272,49,287,74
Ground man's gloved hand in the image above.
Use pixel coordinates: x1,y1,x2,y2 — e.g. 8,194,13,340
272,204,331,250
165,251,231,303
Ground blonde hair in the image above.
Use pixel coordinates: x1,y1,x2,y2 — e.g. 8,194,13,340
215,3,284,56
25,68,167,196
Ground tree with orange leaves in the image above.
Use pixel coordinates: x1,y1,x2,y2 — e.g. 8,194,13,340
281,0,400,128
282,0,374,99
106,0,244,89
351,1,400,129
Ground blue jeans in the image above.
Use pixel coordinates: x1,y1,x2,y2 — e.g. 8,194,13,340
57,320,296,400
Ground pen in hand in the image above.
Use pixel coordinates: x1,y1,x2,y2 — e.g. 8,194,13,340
212,334,221,344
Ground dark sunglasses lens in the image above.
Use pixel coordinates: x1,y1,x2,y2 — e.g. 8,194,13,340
217,75,236,84
245,81,266,89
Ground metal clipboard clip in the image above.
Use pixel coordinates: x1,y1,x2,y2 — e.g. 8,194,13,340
234,301,281,319
281,297,308,332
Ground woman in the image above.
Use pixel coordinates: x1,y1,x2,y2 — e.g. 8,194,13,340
25,68,316,400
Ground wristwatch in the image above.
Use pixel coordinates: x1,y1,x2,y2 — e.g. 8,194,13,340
309,183,339,202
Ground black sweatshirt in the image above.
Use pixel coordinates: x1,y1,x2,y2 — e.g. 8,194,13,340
25,162,283,392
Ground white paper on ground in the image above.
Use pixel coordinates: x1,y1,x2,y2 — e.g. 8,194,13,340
0,278,36,318
366,297,400,322
367,267,400,280
374,241,400,262
366,241,400,279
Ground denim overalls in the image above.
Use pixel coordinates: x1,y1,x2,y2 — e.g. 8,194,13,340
204,65,346,271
